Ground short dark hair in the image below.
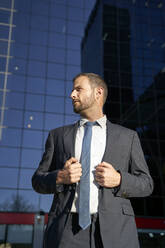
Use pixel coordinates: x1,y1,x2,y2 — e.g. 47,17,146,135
73,73,108,104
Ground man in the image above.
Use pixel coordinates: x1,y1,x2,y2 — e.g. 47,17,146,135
32,73,153,248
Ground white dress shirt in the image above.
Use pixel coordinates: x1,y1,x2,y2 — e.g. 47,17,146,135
71,115,107,214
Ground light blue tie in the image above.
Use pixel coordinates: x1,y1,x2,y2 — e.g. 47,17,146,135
79,122,94,230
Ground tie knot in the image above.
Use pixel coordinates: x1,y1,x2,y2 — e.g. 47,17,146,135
85,121,96,127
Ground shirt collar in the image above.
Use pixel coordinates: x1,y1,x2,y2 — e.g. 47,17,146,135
79,115,107,128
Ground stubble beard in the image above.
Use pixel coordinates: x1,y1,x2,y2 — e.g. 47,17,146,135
73,95,95,114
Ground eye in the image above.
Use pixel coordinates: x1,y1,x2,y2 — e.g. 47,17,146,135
76,87,82,92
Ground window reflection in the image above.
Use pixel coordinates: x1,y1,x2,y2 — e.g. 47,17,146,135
50,3,66,18
0,128,21,147
0,168,18,188
29,45,47,61
4,109,23,128
0,147,20,167
7,74,26,92
7,225,33,244
23,130,42,149
28,60,46,77
46,96,64,113
19,169,35,189
48,47,65,63
27,77,45,94
24,111,44,130
48,32,66,48
21,149,42,168
25,94,44,112
46,79,65,96
47,63,65,79
45,113,64,130
50,18,66,33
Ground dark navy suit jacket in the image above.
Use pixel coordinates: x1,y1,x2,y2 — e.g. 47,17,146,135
32,120,153,248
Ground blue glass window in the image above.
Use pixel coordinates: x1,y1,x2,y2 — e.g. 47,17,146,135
27,77,45,94
48,32,66,48
0,74,4,88
0,57,6,71
0,147,20,167
0,189,17,210
14,12,30,29
65,97,75,115
31,1,49,15
46,79,65,96
7,225,33,244
21,149,42,168
45,113,64,130
66,81,73,97
30,30,47,46
7,74,26,92
68,7,83,21
68,21,84,36
13,27,29,43
11,43,28,59
23,130,42,149
25,94,44,112
67,50,80,65
68,0,83,8
0,10,10,23
50,18,66,33
0,168,18,188
19,169,35,189
5,91,24,109
0,41,8,55
0,0,12,8
24,111,44,130
0,26,9,40
28,60,46,77
0,128,22,147
4,109,23,128
31,15,48,30
48,47,65,63
66,65,80,80
9,58,27,75
45,96,64,113
67,35,81,49
64,114,79,125
50,3,66,18
40,194,53,212
15,0,31,13
47,63,65,79
18,190,40,212
29,45,47,61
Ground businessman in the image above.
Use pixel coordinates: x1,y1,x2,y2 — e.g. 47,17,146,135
32,73,153,248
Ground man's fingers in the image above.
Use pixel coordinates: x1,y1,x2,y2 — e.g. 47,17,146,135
65,157,78,167
97,162,113,169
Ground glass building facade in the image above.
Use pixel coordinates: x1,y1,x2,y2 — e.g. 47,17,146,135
82,0,165,217
0,0,96,213
1,0,165,247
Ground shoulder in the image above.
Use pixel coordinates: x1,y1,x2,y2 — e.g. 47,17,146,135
107,120,137,136
49,122,78,136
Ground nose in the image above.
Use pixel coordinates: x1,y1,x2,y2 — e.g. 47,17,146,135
70,89,76,99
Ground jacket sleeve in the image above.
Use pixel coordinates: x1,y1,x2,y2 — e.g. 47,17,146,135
31,131,64,194
115,132,154,198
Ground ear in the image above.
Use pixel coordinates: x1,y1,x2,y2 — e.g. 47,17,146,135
95,87,103,99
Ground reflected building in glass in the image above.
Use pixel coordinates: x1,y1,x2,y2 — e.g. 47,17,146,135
82,0,165,217
0,0,96,212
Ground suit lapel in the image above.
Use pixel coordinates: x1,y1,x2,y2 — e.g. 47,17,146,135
63,121,79,158
102,120,120,170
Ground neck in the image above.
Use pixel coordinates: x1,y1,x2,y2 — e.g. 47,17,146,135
80,108,104,122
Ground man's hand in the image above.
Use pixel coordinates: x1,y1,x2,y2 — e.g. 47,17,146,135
95,162,121,188
56,157,82,184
